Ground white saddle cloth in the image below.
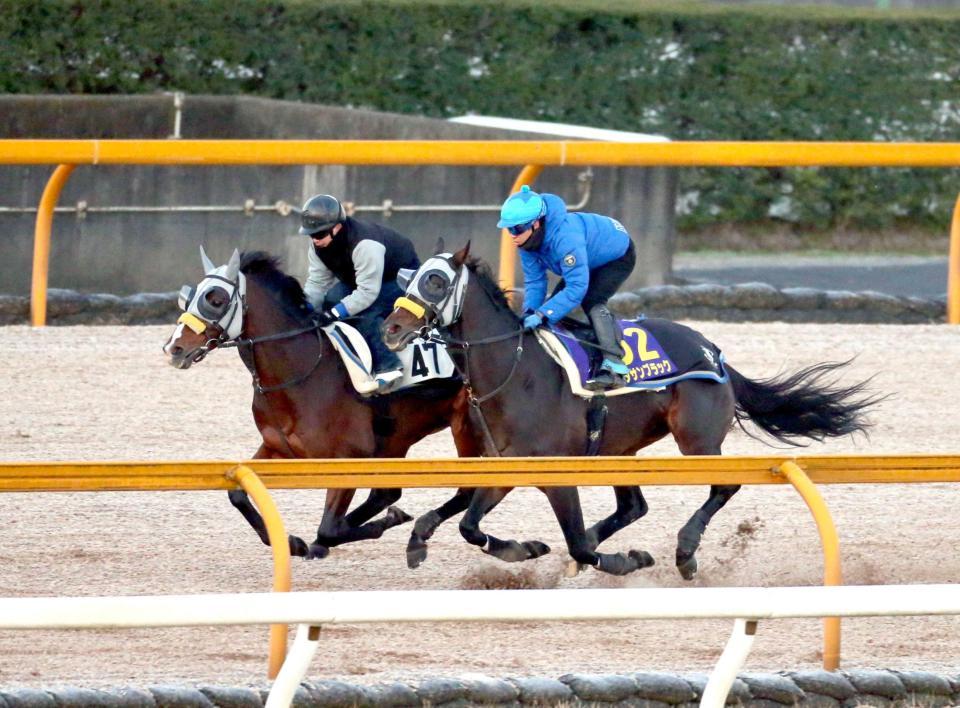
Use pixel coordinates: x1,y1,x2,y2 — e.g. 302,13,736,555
324,322,456,396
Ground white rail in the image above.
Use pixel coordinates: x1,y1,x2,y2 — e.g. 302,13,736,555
2,584,958,707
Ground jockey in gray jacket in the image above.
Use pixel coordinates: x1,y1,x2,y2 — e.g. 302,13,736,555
300,193,420,392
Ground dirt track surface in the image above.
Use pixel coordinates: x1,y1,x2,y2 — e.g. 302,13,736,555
1,322,959,689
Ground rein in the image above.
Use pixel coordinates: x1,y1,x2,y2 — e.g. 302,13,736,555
222,318,326,395
428,326,525,456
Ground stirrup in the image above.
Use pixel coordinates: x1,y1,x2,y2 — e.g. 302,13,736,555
601,358,630,377
584,371,626,391
585,359,629,391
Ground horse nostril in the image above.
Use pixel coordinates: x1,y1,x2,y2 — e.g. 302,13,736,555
171,345,183,356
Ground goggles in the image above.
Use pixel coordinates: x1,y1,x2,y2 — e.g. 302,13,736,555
507,221,535,236
414,269,451,304
307,227,334,240
178,283,232,321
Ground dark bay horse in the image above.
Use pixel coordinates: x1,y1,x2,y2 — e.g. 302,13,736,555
162,248,480,561
382,242,879,578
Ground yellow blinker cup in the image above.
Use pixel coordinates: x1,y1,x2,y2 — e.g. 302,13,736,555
178,311,208,335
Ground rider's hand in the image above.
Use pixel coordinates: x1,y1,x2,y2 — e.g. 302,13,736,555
313,309,335,327
522,312,544,331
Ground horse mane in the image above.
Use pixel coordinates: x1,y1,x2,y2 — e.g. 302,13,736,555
240,251,311,322
464,256,520,322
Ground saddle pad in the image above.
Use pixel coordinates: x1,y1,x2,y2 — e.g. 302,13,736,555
324,322,456,397
538,317,729,398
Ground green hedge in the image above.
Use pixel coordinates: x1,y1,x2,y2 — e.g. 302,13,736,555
3,0,959,232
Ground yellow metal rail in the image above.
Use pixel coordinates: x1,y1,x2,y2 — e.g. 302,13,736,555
2,454,958,492
2,453,959,673
4,139,960,166
12,139,960,325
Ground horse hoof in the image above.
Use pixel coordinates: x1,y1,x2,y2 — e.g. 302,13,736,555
564,560,590,578
306,543,330,560
386,506,414,527
630,550,655,569
288,535,309,557
406,543,428,569
522,541,551,559
484,538,535,563
677,555,698,580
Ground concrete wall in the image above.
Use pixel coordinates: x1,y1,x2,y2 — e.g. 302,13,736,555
0,95,676,296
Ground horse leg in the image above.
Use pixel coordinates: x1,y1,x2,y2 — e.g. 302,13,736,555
671,380,740,580
676,484,741,580
585,486,649,549
313,488,411,550
343,488,410,529
544,487,654,576
227,445,311,558
407,487,475,569
459,487,551,562
559,486,649,576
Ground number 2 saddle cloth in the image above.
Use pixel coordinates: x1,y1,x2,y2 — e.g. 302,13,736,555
324,321,457,397
536,316,729,399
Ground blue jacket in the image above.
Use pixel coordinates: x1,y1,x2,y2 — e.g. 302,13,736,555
520,193,631,323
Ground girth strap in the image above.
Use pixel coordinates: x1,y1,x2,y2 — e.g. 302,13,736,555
585,394,608,456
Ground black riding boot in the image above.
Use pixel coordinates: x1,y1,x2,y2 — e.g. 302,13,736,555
585,305,629,391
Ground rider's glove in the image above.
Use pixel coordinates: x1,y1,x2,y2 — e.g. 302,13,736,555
329,302,349,319
313,309,335,327
522,312,544,331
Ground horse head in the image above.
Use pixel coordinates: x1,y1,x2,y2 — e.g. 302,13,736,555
383,241,471,351
162,246,246,369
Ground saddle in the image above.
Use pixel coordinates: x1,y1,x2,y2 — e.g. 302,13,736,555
535,316,729,399
323,322,457,397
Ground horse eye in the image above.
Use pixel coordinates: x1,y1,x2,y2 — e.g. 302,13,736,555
424,274,447,294
205,290,226,309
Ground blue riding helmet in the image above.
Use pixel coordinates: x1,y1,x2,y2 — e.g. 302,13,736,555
497,185,546,229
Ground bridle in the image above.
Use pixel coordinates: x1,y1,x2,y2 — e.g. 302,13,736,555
177,269,326,395
177,272,246,363
393,253,525,455
224,319,326,396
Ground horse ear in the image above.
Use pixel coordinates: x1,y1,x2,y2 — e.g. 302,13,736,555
434,237,445,255
452,240,471,267
200,245,216,274
225,248,241,281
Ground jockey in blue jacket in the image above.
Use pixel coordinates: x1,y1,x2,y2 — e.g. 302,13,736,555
498,185,636,390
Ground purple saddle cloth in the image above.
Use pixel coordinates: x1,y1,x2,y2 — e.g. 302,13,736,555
548,317,729,390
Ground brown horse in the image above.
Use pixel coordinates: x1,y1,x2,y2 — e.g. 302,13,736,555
162,248,480,561
383,243,880,577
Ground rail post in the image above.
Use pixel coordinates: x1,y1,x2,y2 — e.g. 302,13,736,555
498,165,544,296
31,164,76,327
227,465,291,678
947,193,960,324
778,460,842,670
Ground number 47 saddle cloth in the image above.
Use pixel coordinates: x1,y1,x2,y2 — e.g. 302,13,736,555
535,316,729,399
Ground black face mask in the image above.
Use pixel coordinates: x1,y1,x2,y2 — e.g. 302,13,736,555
519,223,545,252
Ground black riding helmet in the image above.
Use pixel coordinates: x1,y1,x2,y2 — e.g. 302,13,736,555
299,194,346,235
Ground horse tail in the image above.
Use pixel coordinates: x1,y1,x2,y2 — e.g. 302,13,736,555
726,360,881,446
